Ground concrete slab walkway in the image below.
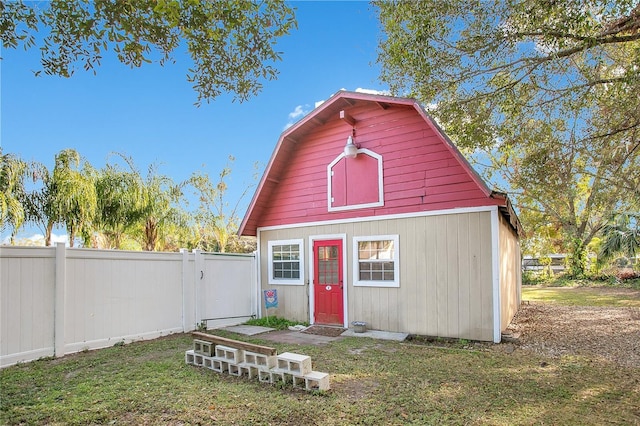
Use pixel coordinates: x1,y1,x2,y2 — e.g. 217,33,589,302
218,324,408,345
258,330,342,346
221,325,274,336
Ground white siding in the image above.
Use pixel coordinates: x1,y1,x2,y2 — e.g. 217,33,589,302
258,210,496,341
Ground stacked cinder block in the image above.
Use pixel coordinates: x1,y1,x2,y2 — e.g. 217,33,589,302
186,339,330,391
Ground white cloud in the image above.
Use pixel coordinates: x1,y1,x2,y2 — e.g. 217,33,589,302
283,88,391,130
51,233,69,244
2,232,69,246
288,105,307,120
355,88,391,96
283,104,312,130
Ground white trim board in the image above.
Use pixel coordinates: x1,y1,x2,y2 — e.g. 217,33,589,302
257,205,500,233
327,148,384,212
491,208,501,343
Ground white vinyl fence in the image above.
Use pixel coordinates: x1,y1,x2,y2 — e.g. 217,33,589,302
0,244,257,368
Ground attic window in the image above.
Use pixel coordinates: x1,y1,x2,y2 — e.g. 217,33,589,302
327,148,384,212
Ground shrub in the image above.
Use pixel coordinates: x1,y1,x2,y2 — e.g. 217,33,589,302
616,269,640,280
244,316,308,330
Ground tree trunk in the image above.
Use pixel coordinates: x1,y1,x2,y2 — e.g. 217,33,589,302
68,226,75,248
144,218,157,251
45,221,54,246
567,238,587,278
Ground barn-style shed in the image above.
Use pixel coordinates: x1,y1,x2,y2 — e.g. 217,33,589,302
239,91,522,342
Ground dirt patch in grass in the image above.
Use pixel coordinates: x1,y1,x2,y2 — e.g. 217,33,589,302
302,326,346,337
332,376,380,401
506,303,640,368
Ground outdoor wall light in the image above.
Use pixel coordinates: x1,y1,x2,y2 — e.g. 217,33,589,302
340,110,359,158
344,134,359,158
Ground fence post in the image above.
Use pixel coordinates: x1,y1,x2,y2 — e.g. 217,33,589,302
54,243,66,358
193,249,203,329
251,252,258,318
180,249,187,332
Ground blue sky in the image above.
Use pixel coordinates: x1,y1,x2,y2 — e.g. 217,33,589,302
1,1,388,241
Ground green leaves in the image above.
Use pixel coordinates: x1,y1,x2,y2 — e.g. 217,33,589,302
375,0,640,148
3,0,296,103
0,148,29,241
1,149,257,252
376,1,640,274
186,155,254,253
599,212,640,263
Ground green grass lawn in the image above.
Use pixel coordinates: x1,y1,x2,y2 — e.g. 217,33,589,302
2,326,639,425
522,285,640,307
2,283,638,425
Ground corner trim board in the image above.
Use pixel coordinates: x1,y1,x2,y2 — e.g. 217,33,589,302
491,207,501,343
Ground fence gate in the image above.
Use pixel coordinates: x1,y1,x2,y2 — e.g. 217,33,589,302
196,252,257,330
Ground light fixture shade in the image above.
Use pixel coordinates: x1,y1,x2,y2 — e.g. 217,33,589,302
344,135,358,158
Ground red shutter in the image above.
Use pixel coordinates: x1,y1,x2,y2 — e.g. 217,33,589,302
346,153,379,205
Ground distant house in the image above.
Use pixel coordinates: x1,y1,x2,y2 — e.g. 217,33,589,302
239,91,523,342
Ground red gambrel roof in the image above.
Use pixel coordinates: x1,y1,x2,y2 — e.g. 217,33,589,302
239,90,522,237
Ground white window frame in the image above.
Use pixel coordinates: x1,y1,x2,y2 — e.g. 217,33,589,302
352,235,400,288
268,239,305,285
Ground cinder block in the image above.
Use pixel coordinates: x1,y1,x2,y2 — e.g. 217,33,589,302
215,345,244,364
185,349,196,365
194,339,215,356
203,356,216,370
239,365,259,380
228,363,241,376
244,351,276,368
292,375,306,389
193,353,205,367
258,369,272,383
212,359,229,373
304,371,330,391
269,369,294,385
277,352,312,375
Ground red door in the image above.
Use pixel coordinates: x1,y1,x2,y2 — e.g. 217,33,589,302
313,239,344,325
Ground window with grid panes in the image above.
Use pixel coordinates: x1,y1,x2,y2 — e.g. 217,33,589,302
353,235,400,287
268,239,304,285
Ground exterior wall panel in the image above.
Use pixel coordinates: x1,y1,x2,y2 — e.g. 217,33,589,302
255,104,501,231
499,214,522,330
259,228,309,321
258,210,495,341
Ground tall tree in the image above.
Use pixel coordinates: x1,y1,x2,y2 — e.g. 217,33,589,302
136,167,182,251
49,149,97,247
376,0,640,149
22,150,97,247
1,0,296,104
188,156,254,253
93,160,144,249
376,0,640,275
105,155,185,252
0,149,28,242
